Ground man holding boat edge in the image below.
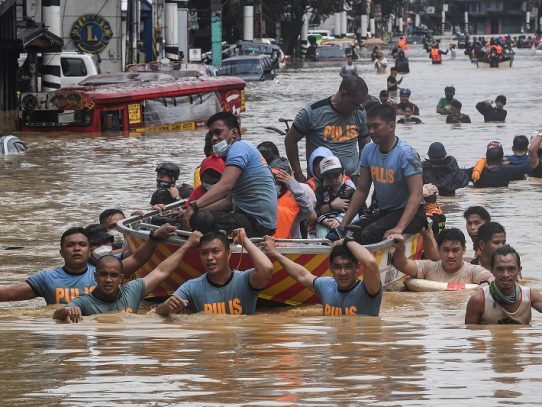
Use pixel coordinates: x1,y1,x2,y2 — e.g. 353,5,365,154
465,245,542,324
156,228,273,316
263,236,382,316
0,224,176,305
53,232,202,322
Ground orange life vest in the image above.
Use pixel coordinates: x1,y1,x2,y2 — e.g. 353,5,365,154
306,177,317,192
273,191,300,239
398,38,409,51
471,158,486,182
431,48,442,63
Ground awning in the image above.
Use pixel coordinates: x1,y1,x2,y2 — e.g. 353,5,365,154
17,22,63,52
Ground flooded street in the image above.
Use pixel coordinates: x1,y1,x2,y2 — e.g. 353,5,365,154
1,46,542,405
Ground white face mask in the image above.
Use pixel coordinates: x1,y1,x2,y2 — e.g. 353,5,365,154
92,245,112,260
108,230,125,249
212,129,234,157
202,181,215,191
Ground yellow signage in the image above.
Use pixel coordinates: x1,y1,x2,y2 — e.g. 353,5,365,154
136,121,197,132
128,104,141,124
241,90,246,112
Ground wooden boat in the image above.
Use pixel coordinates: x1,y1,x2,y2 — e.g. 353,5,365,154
17,69,246,133
117,202,423,306
404,277,479,292
475,56,513,69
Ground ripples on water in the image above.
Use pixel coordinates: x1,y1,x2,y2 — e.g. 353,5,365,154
1,47,542,405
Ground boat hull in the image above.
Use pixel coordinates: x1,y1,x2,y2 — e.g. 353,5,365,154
476,58,513,69
119,210,423,306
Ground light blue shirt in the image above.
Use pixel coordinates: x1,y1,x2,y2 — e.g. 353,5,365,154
226,140,277,230
359,138,422,211
26,265,97,305
313,277,382,316
68,279,145,315
174,270,259,315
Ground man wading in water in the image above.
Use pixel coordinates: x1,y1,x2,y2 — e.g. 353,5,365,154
465,245,542,324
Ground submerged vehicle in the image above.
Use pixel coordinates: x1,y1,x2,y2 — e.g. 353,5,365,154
117,202,424,306
17,67,245,133
218,55,276,82
0,135,27,154
305,45,346,62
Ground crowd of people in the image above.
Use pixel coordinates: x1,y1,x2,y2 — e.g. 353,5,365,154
2,42,542,327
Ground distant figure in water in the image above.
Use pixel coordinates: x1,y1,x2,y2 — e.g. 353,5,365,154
340,55,358,78
475,95,507,122
465,245,542,324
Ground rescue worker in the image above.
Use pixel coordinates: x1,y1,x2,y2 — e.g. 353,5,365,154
430,43,448,64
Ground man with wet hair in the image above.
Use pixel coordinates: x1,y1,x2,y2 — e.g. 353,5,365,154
470,222,506,271
156,228,274,316
263,235,382,316
465,245,542,324
505,135,529,166
390,228,493,284
99,208,127,252
0,224,176,305
340,104,425,244
53,232,202,322
285,75,369,184
463,206,491,253
183,111,277,238
528,131,542,178
446,100,471,123
475,95,507,122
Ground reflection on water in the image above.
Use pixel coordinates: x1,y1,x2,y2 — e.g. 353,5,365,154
1,47,542,404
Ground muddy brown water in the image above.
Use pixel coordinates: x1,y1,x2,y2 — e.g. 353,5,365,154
1,47,542,405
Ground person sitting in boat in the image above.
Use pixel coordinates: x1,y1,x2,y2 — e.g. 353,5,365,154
446,100,471,124
340,55,358,78
263,236,382,317
151,162,192,210
504,135,529,166
465,245,542,324
53,232,202,322
183,112,277,238
315,156,357,241
486,39,503,61
396,105,422,124
436,86,460,115
185,153,225,209
475,95,507,122
390,228,494,284
422,142,468,198
386,67,403,93
85,224,122,264
463,206,491,257
99,209,126,251
306,146,334,191
470,222,506,272
395,88,420,116
340,104,426,245
285,75,369,185
156,228,273,316
269,157,316,239
257,141,280,165
0,224,176,305
466,141,529,187
527,131,542,178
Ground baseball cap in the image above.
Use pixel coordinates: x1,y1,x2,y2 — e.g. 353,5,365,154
200,153,225,175
399,88,411,96
319,156,343,176
495,95,507,104
486,140,503,150
427,142,447,160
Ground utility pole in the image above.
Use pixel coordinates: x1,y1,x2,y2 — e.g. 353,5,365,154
210,0,222,68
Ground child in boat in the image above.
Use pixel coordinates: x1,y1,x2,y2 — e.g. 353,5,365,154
151,162,192,209
185,153,225,206
314,156,357,241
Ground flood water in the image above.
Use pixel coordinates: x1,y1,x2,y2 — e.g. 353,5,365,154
1,46,542,405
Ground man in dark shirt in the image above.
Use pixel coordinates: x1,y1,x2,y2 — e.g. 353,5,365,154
467,145,528,187
446,100,471,123
395,88,420,115
475,95,507,122
528,132,542,177
505,135,529,166
386,67,403,92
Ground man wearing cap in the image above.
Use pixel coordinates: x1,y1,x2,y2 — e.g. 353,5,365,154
340,104,426,244
468,141,529,187
475,95,507,122
0,223,176,305
285,75,369,184
395,88,420,116
436,86,460,115
422,142,468,196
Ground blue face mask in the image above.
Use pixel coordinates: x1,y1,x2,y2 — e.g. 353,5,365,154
212,129,234,157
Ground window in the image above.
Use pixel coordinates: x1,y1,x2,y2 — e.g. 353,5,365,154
61,58,87,77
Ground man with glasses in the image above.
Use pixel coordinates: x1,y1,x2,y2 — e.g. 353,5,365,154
53,232,203,322
182,111,277,238
285,75,370,185
263,235,382,316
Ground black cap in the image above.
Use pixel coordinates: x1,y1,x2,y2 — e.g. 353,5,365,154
427,142,447,160
495,95,507,104
85,224,114,246
156,162,180,179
